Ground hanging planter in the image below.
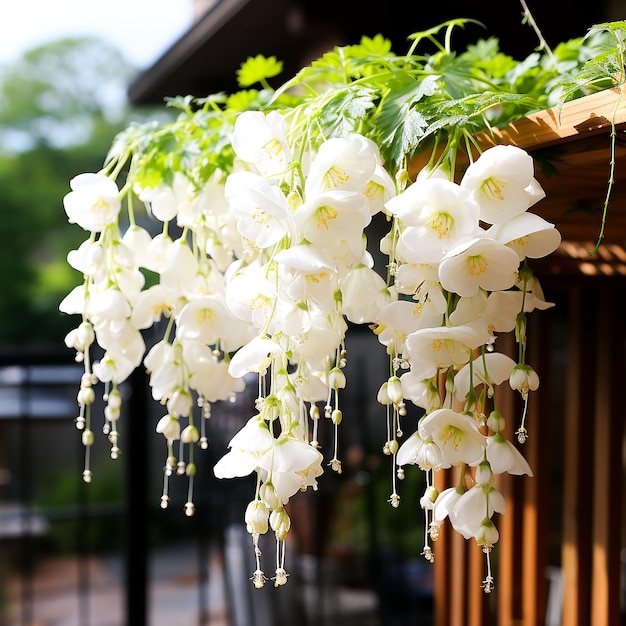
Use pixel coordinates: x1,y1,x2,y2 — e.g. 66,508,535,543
59,16,626,592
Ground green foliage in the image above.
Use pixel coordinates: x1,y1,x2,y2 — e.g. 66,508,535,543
104,19,626,198
0,37,175,347
236,54,284,88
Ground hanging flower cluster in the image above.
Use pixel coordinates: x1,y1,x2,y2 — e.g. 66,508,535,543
59,17,617,591
378,143,560,591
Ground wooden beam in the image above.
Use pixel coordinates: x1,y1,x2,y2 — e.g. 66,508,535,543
477,87,626,152
591,285,624,625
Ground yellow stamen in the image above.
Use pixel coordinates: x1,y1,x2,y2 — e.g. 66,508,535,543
262,137,283,159
197,308,215,325
481,177,504,201
91,197,109,213
468,255,488,276
323,166,350,190
251,207,269,224
315,205,338,230
439,425,464,451
309,271,329,284
430,213,453,239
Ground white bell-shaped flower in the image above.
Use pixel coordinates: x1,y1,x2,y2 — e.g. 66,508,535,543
418,408,486,466
63,173,121,232
231,110,291,180
460,144,544,225
486,212,561,260
387,177,481,263
438,237,520,298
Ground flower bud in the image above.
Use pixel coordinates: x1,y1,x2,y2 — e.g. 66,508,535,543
167,388,193,418
420,485,438,509
475,460,493,486
104,404,121,422
260,483,280,510
245,500,269,535
270,508,291,541
328,367,346,390
181,425,200,444
475,518,499,549
77,321,95,347
377,382,391,405
156,414,180,441
387,376,403,404
78,387,95,406
82,429,94,446
486,409,505,433
107,388,123,410
509,364,539,397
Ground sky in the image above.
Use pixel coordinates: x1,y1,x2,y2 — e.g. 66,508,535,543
0,0,195,68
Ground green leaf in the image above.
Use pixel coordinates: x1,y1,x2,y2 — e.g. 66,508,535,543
320,87,377,138
237,55,283,87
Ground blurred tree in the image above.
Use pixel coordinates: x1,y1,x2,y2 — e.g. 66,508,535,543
0,37,172,347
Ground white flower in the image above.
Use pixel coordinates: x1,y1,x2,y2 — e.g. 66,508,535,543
375,298,442,354
213,415,274,479
438,237,520,298
176,294,231,345
509,363,539,396
227,335,283,378
433,486,465,524
160,239,200,298
181,424,200,443
93,350,136,384
90,287,131,334
245,499,270,535
130,285,173,330
289,305,347,370
418,408,486,466
144,341,184,402
260,447,324,503
340,264,389,324
63,173,121,232
453,352,517,405
396,431,448,470
225,171,293,248
137,172,190,222
226,259,275,323
144,233,174,274
452,484,506,539
460,145,544,224
387,177,481,263
184,344,246,402
480,433,533,476
363,163,396,215
295,190,371,262
486,212,561,260
304,134,378,196
232,110,291,180
67,239,106,281
399,372,441,412
156,414,180,441
393,263,446,311
405,323,491,380
59,284,89,316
